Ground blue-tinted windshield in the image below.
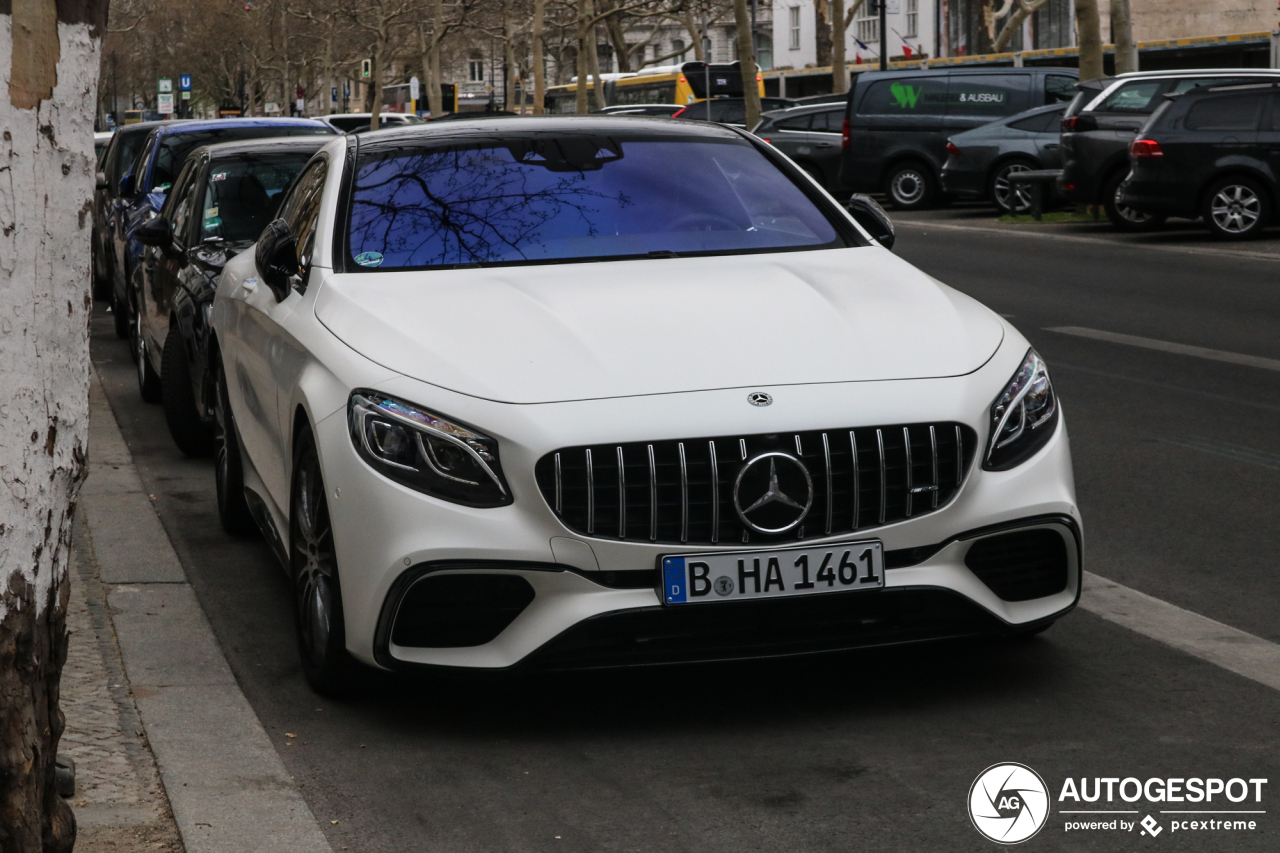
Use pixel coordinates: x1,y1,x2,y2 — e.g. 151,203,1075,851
346,134,845,270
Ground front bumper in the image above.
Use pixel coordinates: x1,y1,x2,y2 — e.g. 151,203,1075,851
316,342,1081,672
1119,174,1197,220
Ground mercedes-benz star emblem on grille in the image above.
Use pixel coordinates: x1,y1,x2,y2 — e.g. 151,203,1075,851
747,392,773,407
732,452,814,534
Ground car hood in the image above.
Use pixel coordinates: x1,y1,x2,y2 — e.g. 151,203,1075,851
313,247,1004,404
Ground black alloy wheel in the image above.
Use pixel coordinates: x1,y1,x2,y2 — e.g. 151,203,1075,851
291,429,358,696
1202,176,1271,241
990,160,1036,215
161,329,214,456
1103,170,1165,232
134,311,161,403
213,356,256,536
883,162,936,210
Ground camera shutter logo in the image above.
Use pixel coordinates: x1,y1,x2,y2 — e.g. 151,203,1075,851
968,763,1050,844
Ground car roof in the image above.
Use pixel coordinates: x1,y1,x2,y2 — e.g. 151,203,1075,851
1113,67,1280,80
1170,80,1280,101
194,136,334,161
354,115,745,151
152,117,333,137
761,102,845,120
855,67,1076,82
114,119,185,137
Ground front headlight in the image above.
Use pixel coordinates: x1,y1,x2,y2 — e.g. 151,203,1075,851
348,391,512,507
984,348,1059,471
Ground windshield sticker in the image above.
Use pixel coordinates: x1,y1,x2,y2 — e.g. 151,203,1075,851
203,216,222,229
354,251,384,268
211,172,227,182
205,206,218,218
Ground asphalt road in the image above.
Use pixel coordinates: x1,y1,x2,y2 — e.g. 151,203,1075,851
91,220,1280,852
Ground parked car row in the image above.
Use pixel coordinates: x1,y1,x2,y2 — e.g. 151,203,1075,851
748,64,1280,238
94,113,1081,696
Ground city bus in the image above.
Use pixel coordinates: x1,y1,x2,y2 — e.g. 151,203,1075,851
544,62,765,113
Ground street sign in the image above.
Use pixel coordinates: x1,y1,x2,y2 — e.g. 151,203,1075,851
181,91,191,100
296,98,305,113
179,75,192,91
296,85,305,100
409,76,420,101
158,77,173,94
331,86,338,103
264,101,280,113
157,93,175,114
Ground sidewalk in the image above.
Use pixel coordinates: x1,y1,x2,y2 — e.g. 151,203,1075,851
57,365,333,853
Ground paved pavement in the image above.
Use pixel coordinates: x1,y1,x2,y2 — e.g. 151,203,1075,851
83,214,1280,852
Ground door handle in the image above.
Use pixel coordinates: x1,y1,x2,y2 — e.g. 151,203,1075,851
816,142,835,148
1044,143,1060,149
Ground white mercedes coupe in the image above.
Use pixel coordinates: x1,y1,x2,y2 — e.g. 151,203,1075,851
210,117,1079,694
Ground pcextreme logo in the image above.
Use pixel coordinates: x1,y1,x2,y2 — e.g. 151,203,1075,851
889,82,921,109
969,764,1269,844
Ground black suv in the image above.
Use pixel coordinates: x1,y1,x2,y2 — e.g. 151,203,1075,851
1058,69,1280,230
838,67,1077,209
1120,83,1280,240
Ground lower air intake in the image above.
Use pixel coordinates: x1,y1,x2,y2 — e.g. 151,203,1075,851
964,529,1069,602
392,574,535,648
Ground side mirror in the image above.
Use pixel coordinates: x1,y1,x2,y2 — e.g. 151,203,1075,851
96,171,108,190
255,218,299,302
846,193,895,250
136,216,172,247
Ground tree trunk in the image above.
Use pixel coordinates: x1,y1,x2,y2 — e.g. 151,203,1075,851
830,0,847,94
368,39,383,130
532,0,546,114
585,14,606,110
576,0,590,114
1074,0,1104,82
994,0,1053,53
278,1,289,114
1110,0,1137,74
680,10,703,61
814,0,831,67
732,0,761,128
605,11,631,73
503,0,518,111
0,1,106,850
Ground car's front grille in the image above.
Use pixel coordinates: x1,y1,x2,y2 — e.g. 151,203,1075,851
534,423,976,547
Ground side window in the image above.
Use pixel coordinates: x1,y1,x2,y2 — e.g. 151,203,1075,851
1269,94,1280,131
1184,94,1265,131
277,158,328,269
129,134,158,192
858,77,949,115
811,110,841,132
1045,75,1077,104
1009,110,1058,132
161,161,199,247
777,114,812,131
947,74,1031,117
1095,81,1164,113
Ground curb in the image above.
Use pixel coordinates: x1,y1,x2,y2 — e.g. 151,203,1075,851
83,365,333,853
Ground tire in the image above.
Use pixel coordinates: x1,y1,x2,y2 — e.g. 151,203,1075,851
213,356,257,536
161,328,214,456
291,429,360,696
990,160,1036,215
883,162,936,210
134,311,161,403
1103,170,1165,232
1202,176,1270,241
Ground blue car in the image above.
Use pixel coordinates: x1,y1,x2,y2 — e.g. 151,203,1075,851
110,117,335,341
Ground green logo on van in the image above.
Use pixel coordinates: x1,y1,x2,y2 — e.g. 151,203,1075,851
890,82,922,109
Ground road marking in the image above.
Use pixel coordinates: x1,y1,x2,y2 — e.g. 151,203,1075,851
1081,572,1280,693
895,218,1280,263
1046,326,1280,373
1160,436,1280,471
1053,362,1280,415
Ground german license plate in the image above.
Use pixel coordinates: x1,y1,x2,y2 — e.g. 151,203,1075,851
661,540,884,605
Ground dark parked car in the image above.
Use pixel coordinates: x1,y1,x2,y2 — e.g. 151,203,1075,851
1120,83,1280,240
1058,69,1280,230
839,67,1078,209
110,118,335,344
753,102,846,188
131,136,334,452
592,103,685,117
93,120,181,301
941,103,1067,214
672,97,795,127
